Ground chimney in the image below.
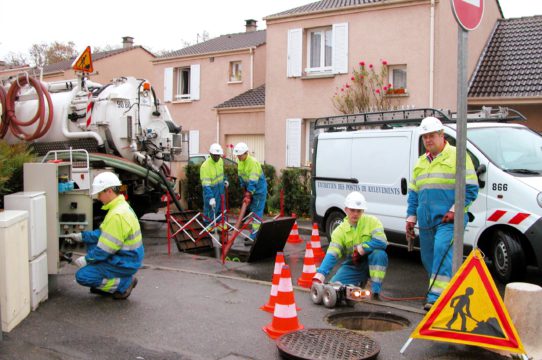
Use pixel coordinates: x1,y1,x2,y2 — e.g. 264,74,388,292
122,36,134,49
245,19,257,32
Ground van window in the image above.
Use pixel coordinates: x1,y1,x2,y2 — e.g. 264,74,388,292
417,134,480,169
315,138,352,178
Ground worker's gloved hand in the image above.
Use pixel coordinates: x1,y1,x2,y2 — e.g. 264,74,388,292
405,221,416,252
74,256,87,268
242,191,252,206
312,273,325,284
65,232,83,244
441,211,455,223
352,244,365,265
224,180,229,188
209,198,216,207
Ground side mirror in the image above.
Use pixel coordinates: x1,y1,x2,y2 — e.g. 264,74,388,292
476,164,486,188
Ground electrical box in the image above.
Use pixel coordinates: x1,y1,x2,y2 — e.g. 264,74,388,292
0,210,30,332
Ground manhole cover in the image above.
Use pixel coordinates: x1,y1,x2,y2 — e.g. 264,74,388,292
326,311,410,332
276,328,380,360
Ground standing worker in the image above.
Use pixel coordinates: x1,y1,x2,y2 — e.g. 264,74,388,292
200,143,227,223
233,142,267,245
312,192,388,299
406,117,478,311
66,172,144,299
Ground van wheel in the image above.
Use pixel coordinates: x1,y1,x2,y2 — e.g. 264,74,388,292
490,230,526,283
326,211,345,236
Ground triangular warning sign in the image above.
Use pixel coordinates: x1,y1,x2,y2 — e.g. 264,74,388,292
72,46,93,73
410,249,525,354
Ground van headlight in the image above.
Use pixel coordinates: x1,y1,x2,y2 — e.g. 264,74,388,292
538,192,542,208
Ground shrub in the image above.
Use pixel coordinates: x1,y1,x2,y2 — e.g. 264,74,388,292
0,141,36,208
268,168,311,217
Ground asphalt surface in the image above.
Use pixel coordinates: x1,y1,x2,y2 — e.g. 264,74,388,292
0,214,526,360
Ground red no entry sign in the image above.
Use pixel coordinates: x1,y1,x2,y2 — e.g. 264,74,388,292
451,0,484,31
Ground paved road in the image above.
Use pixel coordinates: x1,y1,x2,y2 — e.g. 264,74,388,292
0,215,529,359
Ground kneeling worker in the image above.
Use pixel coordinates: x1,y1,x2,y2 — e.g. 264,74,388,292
66,172,144,299
313,192,388,299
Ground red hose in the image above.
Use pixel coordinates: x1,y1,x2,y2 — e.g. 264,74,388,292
0,85,7,138
5,75,54,141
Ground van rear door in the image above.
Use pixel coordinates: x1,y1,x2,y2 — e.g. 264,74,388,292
351,131,412,235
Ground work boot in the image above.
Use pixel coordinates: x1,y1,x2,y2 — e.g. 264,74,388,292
244,239,254,246
372,293,380,301
113,277,138,300
423,302,433,312
90,287,112,297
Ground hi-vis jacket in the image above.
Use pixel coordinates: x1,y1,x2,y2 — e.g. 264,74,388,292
407,142,479,226
82,195,144,270
318,214,388,276
200,157,225,201
238,154,267,196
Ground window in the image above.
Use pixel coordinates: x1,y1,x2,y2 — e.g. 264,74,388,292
175,67,191,100
306,27,332,72
388,65,407,93
229,61,242,82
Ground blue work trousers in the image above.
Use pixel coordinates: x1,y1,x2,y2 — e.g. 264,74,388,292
248,193,266,240
331,249,388,294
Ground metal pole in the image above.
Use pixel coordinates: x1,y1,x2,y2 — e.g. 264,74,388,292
453,27,468,273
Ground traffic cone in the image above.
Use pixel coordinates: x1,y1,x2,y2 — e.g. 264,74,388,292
260,252,285,313
310,223,325,260
263,265,304,339
297,242,317,288
287,221,302,244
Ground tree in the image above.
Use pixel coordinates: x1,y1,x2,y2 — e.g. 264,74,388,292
332,60,397,114
28,41,77,67
4,52,28,67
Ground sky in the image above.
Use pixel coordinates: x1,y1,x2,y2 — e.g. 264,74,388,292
1,0,541,61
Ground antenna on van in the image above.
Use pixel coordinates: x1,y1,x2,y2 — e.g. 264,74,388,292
314,107,526,132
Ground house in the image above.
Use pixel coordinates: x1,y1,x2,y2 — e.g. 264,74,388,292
0,37,156,86
153,20,267,161
468,15,542,132
263,0,503,169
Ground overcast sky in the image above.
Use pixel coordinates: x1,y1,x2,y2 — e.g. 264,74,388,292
1,0,540,61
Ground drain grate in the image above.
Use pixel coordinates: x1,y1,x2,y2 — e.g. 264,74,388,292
276,328,380,360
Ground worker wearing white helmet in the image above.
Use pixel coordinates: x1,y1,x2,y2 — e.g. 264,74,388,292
65,171,144,300
407,117,478,311
200,143,228,222
233,142,267,245
313,192,388,299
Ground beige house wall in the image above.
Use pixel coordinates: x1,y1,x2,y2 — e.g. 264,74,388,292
42,47,156,85
264,0,502,170
152,45,266,158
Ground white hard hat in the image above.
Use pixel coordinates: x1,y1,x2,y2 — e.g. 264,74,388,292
91,172,122,195
209,143,224,155
419,117,444,135
344,191,367,210
233,142,249,156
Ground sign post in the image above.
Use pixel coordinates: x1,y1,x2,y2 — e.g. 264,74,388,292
450,0,484,274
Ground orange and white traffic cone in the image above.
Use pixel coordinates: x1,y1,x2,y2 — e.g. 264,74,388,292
260,252,285,313
287,221,302,244
263,265,304,339
310,223,325,260
297,242,317,288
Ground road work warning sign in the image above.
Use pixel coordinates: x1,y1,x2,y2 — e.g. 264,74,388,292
72,46,93,73
409,249,525,354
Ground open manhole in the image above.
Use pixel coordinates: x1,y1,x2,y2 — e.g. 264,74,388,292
277,328,380,360
326,311,410,332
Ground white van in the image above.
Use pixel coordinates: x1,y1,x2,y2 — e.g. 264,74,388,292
311,108,542,283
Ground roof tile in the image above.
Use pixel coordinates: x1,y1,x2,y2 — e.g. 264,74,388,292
215,84,265,109
265,0,384,19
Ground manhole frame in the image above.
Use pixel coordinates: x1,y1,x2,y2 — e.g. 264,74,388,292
325,310,411,332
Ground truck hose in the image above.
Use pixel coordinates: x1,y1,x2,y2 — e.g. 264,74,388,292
5,75,54,141
0,85,7,138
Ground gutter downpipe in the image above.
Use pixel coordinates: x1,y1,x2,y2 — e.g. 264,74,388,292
250,47,255,90
216,110,220,143
429,0,435,107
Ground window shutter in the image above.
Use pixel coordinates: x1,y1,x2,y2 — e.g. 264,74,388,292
287,28,302,78
332,23,348,74
189,130,199,155
190,64,200,100
286,118,302,167
163,67,173,102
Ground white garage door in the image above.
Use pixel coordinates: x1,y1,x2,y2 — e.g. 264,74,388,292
225,135,265,163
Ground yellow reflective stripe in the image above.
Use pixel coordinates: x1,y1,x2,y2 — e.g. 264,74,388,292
328,243,343,257
369,269,386,281
370,228,388,244
415,172,455,181
100,230,123,247
418,183,456,191
99,278,120,293
122,230,143,250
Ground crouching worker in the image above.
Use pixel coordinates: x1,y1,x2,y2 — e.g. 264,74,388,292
66,172,144,300
312,191,388,300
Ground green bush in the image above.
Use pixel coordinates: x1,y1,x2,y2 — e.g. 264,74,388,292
0,141,36,208
268,168,311,217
